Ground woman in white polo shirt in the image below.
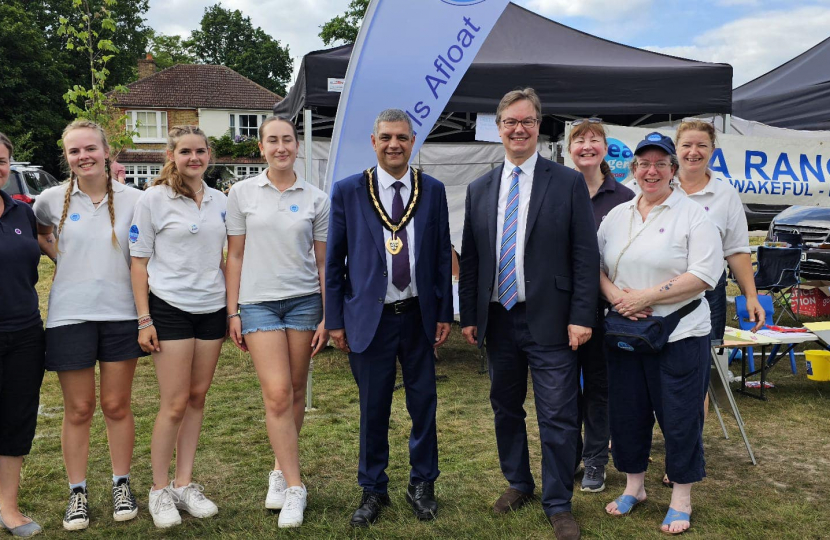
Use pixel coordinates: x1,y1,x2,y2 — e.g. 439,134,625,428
225,116,330,528
599,133,722,535
34,120,144,531
129,126,227,529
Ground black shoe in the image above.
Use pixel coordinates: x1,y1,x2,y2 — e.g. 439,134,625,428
350,491,391,527
406,481,437,521
63,486,90,531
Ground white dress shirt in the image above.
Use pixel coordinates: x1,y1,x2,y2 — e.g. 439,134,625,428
491,152,537,303
376,165,418,302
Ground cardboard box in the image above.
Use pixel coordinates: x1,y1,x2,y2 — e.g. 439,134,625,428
790,285,830,317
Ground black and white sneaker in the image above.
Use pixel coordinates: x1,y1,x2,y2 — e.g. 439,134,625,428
112,478,139,521
63,486,90,531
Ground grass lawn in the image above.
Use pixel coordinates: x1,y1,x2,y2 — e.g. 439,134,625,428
21,256,830,538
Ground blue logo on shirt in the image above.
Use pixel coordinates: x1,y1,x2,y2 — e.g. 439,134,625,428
221,210,227,223
290,205,299,213
70,213,81,222
129,225,139,243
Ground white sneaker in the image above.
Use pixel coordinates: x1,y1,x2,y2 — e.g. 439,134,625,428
174,482,218,518
278,485,307,528
265,470,287,510
148,487,181,529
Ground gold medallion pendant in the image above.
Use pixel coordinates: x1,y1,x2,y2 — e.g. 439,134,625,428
364,166,422,254
386,233,403,255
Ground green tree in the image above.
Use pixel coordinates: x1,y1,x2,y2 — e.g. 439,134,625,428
0,2,70,173
319,0,368,46
24,0,150,87
186,4,292,96
59,0,135,156
147,30,195,70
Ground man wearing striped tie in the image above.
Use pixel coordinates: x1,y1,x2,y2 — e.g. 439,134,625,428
459,88,599,540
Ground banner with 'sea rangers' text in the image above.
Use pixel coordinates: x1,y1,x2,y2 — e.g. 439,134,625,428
325,0,511,193
564,123,830,207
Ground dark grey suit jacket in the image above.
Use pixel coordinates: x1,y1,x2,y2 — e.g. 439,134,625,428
458,154,600,347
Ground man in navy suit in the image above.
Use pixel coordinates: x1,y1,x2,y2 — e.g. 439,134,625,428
326,109,453,527
458,89,599,540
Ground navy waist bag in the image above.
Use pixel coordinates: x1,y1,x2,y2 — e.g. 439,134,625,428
604,299,702,354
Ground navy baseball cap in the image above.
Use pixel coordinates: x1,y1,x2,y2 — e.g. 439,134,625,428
634,132,676,156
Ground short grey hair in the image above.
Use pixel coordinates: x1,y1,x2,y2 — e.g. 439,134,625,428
629,152,679,175
373,109,414,136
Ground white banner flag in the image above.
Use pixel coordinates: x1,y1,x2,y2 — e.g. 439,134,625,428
565,124,830,207
325,0,511,192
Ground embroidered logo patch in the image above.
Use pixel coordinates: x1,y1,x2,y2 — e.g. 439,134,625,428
705,206,710,212
659,228,665,233
617,341,635,352
129,224,139,243
14,228,22,235
70,213,81,222
647,133,662,142
290,205,299,213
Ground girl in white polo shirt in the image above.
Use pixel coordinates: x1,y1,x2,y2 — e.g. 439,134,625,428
33,120,143,531
225,116,330,528
129,126,227,529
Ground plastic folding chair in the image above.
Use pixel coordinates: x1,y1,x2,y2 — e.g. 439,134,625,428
728,295,797,374
753,246,802,324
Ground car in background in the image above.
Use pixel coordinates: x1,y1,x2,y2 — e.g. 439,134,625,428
745,203,790,230
767,205,830,280
1,164,60,205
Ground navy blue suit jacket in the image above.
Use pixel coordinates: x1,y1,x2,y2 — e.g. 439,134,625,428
458,155,600,347
325,168,454,354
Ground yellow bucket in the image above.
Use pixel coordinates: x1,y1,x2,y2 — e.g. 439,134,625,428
805,350,830,382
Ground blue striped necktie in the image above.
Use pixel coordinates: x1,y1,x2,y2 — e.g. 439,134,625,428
498,166,521,310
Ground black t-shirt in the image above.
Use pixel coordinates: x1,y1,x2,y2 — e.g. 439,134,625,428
591,173,635,230
0,190,42,331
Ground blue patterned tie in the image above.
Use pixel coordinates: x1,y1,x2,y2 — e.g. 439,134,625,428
498,166,521,310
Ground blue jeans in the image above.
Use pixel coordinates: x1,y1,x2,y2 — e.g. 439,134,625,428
240,293,323,334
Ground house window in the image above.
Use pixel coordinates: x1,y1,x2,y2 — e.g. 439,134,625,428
234,165,264,179
126,111,168,141
124,164,161,187
230,114,268,138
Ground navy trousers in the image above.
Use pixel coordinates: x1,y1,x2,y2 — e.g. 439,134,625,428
576,311,610,468
706,272,727,342
606,335,710,485
486,302,579,516
348,306,439,494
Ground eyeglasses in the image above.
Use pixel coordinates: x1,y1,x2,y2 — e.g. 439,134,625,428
500,117,540,129
635,160,672,171
572,117,602,126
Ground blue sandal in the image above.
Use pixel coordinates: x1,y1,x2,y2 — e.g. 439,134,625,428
661,507,691,535
608,494,644,516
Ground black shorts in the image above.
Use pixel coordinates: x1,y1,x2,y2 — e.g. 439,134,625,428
45,320,145,372
149,293,227,341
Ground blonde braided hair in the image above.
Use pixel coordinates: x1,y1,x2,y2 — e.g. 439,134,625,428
154,125,211,199
57,120,118,251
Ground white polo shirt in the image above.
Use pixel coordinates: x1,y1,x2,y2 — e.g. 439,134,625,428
225,172,330,304
491,152,537,303
129,183,228,314
376,165,418,302
597,188,724,342
629,173,750,257
33,181,142,328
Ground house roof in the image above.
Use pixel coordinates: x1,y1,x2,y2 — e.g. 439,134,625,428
113,64,282,110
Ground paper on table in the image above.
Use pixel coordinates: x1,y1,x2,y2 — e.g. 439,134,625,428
723,327,779,344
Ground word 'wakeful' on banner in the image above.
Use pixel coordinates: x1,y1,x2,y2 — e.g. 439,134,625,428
325,0,511,192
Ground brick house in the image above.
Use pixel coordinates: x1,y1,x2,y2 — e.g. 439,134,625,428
113,56,282,186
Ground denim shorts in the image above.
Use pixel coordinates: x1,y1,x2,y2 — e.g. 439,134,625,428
240,293,323,334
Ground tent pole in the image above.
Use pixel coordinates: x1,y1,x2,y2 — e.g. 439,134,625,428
303,107,314,412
